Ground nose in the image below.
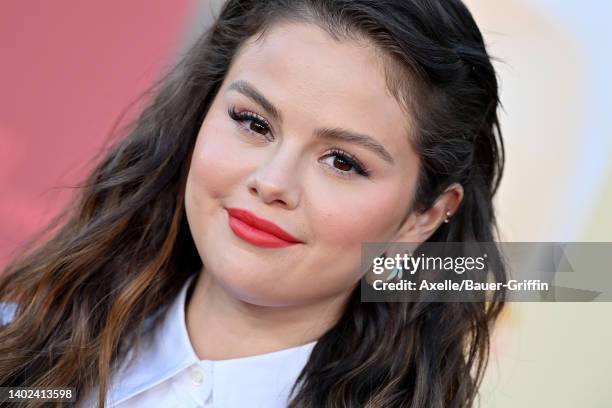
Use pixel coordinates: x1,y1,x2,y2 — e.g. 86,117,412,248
246,146,301,209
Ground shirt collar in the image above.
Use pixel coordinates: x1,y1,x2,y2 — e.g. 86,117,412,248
106,274,318,406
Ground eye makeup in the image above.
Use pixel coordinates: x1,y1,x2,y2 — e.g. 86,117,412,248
227,105,372,179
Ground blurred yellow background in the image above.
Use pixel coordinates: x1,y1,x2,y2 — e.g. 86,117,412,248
461,1,612,406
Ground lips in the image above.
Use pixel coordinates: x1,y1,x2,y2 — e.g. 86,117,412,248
226,207,303,248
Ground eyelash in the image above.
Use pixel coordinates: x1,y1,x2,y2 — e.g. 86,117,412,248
228,106,273,140
227,105,371,178
323,149,371,178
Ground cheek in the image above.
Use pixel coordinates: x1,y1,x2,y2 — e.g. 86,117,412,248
310,180,412,247
187,115,246,201
300,182,411,290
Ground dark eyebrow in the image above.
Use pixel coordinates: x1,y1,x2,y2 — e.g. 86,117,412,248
227,80,395,165
228,80,283,123
314,128,394,164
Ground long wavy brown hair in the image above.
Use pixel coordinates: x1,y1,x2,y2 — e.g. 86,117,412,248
0,1,506,407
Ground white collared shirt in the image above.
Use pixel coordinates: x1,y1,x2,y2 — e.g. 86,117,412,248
1,275,318,407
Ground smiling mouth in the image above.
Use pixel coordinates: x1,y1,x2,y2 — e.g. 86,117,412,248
226,208,303,248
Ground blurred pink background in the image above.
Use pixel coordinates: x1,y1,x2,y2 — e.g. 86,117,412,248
0,0,197,266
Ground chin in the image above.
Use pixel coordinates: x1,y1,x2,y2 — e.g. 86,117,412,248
221,279,296,307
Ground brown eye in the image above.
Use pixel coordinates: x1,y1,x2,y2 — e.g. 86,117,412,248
249,121,269,135
320,149,370,178
228,106,273,141
333,156,353,172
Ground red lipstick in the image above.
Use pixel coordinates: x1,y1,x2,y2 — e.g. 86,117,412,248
226,207,303,248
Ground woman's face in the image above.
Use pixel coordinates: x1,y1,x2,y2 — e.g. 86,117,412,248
185,22,421,307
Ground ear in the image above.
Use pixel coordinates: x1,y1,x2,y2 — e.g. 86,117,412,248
391,182,464,245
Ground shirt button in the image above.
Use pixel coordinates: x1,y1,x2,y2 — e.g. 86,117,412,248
189,366,206,386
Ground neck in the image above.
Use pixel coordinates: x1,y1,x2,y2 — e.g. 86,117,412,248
185,267,352,360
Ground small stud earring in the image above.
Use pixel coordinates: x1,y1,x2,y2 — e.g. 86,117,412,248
444,211,452,223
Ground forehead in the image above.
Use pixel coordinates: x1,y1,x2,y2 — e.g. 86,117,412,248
222,21,414,158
